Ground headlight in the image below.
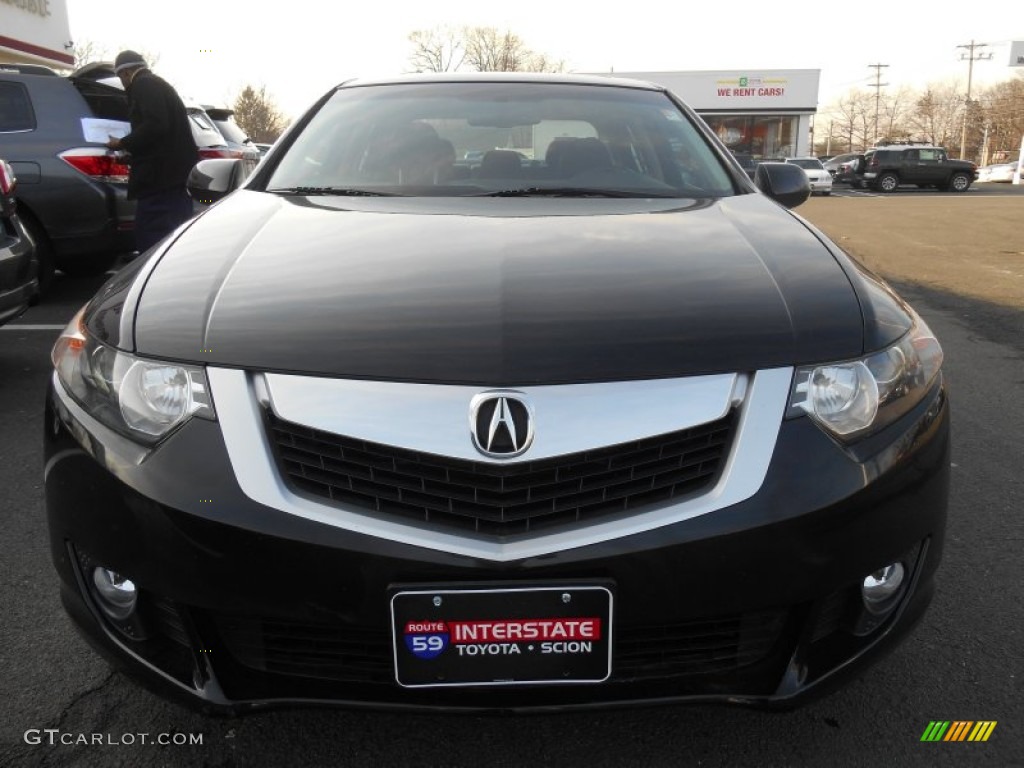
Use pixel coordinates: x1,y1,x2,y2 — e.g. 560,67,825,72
51,307,215,444
788,314,943,439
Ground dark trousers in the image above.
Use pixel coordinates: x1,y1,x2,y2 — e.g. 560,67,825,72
134,188,194,254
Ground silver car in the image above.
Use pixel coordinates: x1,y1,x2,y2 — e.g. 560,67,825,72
784,157,833,195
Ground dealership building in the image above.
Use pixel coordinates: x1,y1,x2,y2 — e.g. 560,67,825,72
607,70,821,160
1,0,75,69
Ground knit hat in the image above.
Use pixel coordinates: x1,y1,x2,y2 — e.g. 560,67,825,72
113,50,147,74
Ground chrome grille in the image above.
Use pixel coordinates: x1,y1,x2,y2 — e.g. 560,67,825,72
267,410,735,536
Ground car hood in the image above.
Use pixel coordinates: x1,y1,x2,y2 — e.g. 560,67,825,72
126,191,863,384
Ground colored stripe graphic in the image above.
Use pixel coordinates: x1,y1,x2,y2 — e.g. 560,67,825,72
944,721,972,741
968,722,997,742
921,721,950,741
920,721,996,742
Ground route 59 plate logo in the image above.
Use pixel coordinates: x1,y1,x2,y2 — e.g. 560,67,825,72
404,621,450,659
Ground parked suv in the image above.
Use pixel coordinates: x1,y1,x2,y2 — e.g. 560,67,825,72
856,143,977,193
201,106,262,175
0,64,135,292
67,64,226,165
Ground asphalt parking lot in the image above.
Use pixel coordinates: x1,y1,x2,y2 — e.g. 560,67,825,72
1,185,1022,767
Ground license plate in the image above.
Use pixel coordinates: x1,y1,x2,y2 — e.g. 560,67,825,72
390,584,613,688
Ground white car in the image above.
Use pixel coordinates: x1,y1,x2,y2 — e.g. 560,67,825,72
988,162,1017,183
783,157,833,195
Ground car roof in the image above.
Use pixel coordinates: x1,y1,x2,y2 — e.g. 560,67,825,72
869,144,942,151
202,106,235,119
333,72,666,92
0,63,61,77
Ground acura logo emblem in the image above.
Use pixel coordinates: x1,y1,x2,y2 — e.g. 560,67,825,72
469,391,534,458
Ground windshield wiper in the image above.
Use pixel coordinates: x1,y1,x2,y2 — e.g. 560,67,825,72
268,186,400,197
474,186,678,198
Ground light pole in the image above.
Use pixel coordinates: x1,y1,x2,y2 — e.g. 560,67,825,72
958,40,992,160
868,64,888,145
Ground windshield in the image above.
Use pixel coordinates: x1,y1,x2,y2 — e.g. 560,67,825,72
265,81,736,198
188,109,226,148
214,117,249,144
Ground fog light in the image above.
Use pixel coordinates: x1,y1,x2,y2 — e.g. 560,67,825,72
92,567,138,620
862,563,905,614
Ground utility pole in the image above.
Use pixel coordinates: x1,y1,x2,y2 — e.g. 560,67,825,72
868,63,888,146
957,40,993,159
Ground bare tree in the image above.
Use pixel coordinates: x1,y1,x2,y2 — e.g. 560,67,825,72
976,76,1024,163
878,86,916,143
906,82,963,147
821,90,875,152
520,52,566,74
233,85,287,143
464,27,527,72
406,26,563,74
817,71,1024,160
407,26,464,73
70,40,160,72
72,40,108,69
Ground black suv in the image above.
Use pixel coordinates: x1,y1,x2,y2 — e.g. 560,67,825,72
856,143,977,193
0,64,135,293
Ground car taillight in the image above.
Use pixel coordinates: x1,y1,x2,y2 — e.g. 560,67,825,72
59,149,130,183
0,160,15,196
198,148,243,160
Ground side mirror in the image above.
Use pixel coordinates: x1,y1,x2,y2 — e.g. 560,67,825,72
187,158,246,205
754,162,811,209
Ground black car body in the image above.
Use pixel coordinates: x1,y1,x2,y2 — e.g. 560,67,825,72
44,74,949,714
0,64,135,291
856,144,977,192
0,158,38,324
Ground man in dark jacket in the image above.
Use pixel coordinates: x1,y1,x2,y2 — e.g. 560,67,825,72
106,50,198,253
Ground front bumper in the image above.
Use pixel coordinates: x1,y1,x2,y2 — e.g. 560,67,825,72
44,371,950,714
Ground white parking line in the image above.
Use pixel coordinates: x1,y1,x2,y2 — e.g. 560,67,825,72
0,324,65,331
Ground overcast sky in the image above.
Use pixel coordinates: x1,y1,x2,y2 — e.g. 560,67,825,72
68,1,1021,121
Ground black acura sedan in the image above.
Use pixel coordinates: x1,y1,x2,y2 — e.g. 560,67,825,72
44,74,949,713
